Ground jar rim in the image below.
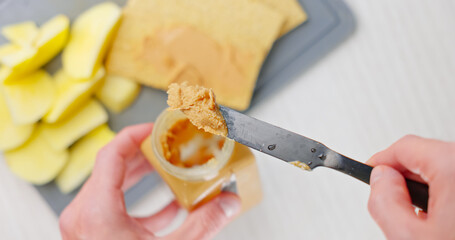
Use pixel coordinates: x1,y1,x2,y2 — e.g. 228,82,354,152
151,108,234,181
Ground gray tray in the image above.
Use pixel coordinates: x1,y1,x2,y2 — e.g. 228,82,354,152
0,0,355,215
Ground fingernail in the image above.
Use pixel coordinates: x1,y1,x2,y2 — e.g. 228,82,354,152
218,195,241,218
370,166,400,184
370,166,385,184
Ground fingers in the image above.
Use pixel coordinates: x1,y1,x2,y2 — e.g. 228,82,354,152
134,201,180,233
368,165,422,239
91,123,153,190
416,209,427,220
166,193,241,240
367,135,455,184
106,123,154,159
121,152,154,191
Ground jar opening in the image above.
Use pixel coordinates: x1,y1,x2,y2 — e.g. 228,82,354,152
151,109,233,181
161,118,226,168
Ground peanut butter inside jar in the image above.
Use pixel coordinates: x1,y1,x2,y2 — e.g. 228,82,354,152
161,118,225,168
141,109,262,211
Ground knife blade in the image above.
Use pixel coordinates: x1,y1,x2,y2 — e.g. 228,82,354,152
219,105,429,212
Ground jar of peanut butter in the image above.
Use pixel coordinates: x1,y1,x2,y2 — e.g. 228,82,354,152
141,109,262,212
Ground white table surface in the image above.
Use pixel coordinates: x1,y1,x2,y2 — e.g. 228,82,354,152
1,0,455,239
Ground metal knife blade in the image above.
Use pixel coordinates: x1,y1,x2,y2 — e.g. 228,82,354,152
219,105,330,171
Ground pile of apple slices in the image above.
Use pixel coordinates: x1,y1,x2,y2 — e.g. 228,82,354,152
0,2,141,194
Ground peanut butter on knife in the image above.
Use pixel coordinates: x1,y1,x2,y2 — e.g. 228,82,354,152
167,82,228,137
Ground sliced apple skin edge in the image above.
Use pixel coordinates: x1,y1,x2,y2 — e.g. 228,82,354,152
2,15,70,84
0,92,35,151
43,67,106,124
1,70,56,125
4,128,69,185
56,124,116,194
41,99,108,151
62,2,121,79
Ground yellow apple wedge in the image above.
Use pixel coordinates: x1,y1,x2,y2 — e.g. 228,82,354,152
56,124,115,193
42,99,108,150
1,21,39,47
0,44,22,58
96,75,140,113
4,127,69,185
1,70,55,124
0,92,34,151
62,2,121,79
0,67,20,84
1,15,69,84
43,67,105,123
0,46,37,70
0,46,37,83
32,15,69,70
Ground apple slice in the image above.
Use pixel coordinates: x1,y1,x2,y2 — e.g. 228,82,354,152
0,44,22,58
42,99,108,150
1,21,39,47
0,46,37,70
96,75,141,113
32,14,69,70
0,66,21,84
62,2,121,79
0,15,69,84
56,124,115,193
43,67,105,123
4,127,69,185
0,92,34,151
1,70,55,124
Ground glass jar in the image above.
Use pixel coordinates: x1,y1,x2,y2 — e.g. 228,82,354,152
141,109,262,211
151,109,234,181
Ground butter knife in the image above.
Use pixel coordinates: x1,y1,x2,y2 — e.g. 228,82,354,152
219,106,429,212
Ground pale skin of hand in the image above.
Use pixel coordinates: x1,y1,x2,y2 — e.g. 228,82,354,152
367,135,455,240
59,123,241,240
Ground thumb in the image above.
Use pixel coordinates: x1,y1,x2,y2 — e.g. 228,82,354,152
368,165,421,239
166,193,241,240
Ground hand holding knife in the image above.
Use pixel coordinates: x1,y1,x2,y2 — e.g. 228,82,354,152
219,106,429,212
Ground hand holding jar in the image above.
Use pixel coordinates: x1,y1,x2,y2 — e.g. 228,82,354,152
59,123,241,240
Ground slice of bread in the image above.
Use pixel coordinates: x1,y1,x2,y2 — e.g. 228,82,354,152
107,0,284,110
253,0,307,36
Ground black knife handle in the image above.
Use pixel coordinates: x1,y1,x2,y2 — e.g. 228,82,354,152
326,154,429,212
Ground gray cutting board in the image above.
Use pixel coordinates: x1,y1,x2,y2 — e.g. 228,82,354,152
0,0,355,215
